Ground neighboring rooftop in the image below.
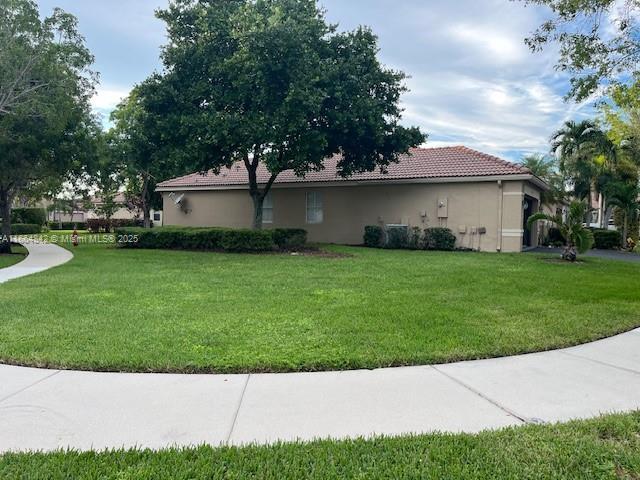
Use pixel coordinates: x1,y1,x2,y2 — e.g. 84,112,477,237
157,146,535,190
91,192,128,205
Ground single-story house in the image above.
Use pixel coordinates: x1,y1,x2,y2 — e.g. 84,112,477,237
157,146,549,252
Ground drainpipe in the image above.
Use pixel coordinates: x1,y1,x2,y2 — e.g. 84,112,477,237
497,180,503,252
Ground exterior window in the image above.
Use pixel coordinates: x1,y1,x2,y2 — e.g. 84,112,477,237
262,192,273,224
153,212,161,222
306,191,323,224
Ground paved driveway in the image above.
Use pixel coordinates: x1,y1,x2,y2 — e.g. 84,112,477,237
528,247,640,263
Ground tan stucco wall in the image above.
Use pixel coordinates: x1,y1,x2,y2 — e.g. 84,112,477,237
162,179,540,252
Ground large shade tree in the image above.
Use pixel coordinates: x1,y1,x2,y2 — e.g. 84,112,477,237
108,87,182,228
0,0,96,253
144,0,425,229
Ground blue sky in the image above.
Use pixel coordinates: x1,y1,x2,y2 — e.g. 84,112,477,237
37,0,595,161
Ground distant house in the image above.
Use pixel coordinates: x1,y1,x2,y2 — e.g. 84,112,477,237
47,193,163,225
157,146,549,252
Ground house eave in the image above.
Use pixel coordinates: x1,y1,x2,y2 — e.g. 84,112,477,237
157,174,548,193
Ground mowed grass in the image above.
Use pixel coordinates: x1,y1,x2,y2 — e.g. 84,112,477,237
0,245,27,269
2,412,640,479
0,242,639,373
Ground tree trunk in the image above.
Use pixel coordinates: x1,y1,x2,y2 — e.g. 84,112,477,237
623,212,629,249
0,189,13,254
243,151,280,230
143,205,151,229
141,173,151,229
251,193,264,230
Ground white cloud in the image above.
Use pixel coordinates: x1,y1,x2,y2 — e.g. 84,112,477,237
90,86,130,111
448,24,525,64
55,0,597,161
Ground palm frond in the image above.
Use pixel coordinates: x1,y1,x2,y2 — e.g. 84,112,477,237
526,212,558,229
574,228,594,254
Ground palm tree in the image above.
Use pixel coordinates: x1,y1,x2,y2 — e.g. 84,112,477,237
519,154,565,207
605,181,640,248
527,201,594,261
551,120,615,211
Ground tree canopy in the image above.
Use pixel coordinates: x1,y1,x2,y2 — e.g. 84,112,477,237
0,0,97,252
108,85,183,228
521,0,640,100
144,0,425,228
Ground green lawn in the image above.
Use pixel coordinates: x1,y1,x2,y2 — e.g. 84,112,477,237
0,242,639,373
0,245,27,269
1,412,639,479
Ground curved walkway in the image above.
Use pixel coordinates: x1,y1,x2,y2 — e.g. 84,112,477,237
0,240,73,284
0,243,639,452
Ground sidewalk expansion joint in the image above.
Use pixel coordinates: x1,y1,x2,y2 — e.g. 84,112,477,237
0,369,61,405
559,351,640,376
225,374,250,444
430,366,529,424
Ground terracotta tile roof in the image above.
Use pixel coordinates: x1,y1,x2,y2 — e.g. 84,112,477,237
157,146,533,189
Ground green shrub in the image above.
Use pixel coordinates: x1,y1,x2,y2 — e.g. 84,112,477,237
11,223,42,234
271,228,307,250
546,227,565,246
592,229,622,250
407,226,422,249
424,227,456,251
220,229,275,252
49,222,87,230
87,218,147,233
11,208,47,226
385,226,409,249
363,225,384,248
115,227,275,253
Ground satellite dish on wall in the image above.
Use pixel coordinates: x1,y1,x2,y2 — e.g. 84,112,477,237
168,192,190,214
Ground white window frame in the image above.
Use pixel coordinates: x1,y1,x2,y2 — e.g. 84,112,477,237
306,191,323,224
262,191,273,224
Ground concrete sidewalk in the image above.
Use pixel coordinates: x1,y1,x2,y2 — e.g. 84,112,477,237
0,241,73,284
1,242,639,452
1,327,639,452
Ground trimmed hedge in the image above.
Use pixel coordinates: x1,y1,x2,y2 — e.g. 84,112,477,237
592,229,622,250
385,226,408,249
424,227,456,251
115,226,307,253
11,223,42,235
363,225,457,251
271,228,307,250
49,222,87,231
11,208,47,226
87,218,147,233
363,226,384,248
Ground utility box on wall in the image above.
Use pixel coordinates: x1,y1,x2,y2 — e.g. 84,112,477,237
437,198,448,218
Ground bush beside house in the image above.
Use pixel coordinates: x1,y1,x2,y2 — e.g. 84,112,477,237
544,227,565,247
114,227,307,253
592,229,622,249
363,225,457,251
423,227,456,251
